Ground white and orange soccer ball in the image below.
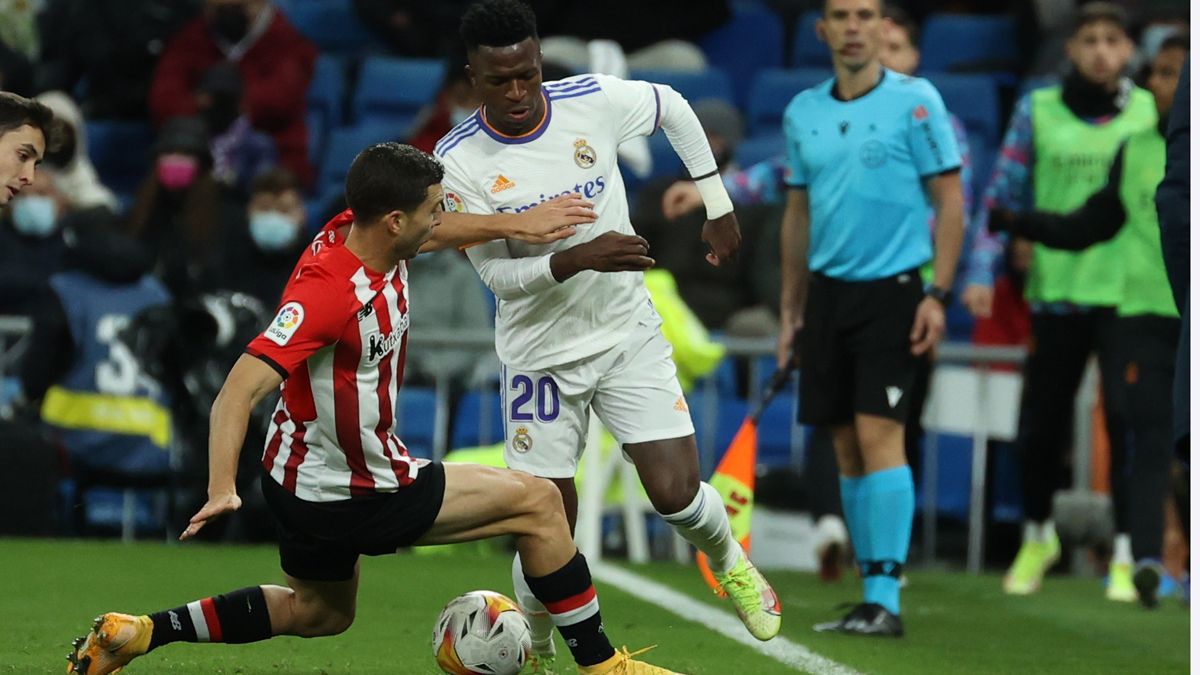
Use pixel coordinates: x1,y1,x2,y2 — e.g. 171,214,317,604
432,590,532,675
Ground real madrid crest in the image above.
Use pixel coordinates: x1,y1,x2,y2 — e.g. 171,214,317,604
512,426,533,453
573,138,597,169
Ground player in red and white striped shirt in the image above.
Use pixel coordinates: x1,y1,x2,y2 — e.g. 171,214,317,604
67,143,679,675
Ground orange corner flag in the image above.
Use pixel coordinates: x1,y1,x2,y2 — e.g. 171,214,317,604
696,417,758,594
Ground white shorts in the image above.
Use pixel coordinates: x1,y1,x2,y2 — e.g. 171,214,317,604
500,318,695,478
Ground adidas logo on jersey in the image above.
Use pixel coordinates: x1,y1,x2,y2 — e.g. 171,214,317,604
490,174,516,193
674,397,689,412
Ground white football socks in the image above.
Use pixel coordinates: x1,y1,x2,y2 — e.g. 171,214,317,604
660,482,743,574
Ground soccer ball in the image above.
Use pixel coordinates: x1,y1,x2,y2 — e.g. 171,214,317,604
432,590,532,675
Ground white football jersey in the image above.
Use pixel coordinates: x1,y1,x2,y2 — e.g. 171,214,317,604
437,74,664,371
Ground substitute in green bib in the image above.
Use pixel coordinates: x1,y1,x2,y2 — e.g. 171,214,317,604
990,35,1188,610
961,1,1157,600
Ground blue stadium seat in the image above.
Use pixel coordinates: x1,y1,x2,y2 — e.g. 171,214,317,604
629,68,735,106
919,14,1019,73
352,57,446,135
396,386,436,459
746,68,831,136
620,132,685,201
307,55,349,165
453,390,505,449
791,11,829,68
700,1,785,106
276,0,382,54
756,392,798,467
85,120,155,204
922,73,1000,142
734,133,784,169
316,123,400,197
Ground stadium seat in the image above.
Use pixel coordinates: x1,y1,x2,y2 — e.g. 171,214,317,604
307,55,349,164
922,73,1000,142
620,132,685,201
919,14,1019,73
276,0,382,55
85,120,155,204
791,11,829,68
746,68,831,137
629,68,735,106
352,57,446,135
316,123,401,198
452,390,504,449
734,133,784,169
700,0,785,106
396,386,437,459
756,392,798,467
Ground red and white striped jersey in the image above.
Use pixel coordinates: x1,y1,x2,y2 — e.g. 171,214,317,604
247,214,424,502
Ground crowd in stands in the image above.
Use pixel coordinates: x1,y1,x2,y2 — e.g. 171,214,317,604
0,0,1188,576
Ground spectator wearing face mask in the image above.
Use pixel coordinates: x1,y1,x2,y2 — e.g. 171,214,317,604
125,116,245,299
408,54,483,154
216,167,307,307
149,0,316,188
195,64,278,196
0,169,79,316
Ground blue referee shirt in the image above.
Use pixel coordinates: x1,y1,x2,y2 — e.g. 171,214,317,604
783,69,961,281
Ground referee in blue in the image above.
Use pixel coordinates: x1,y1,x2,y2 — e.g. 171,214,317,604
777,0,964,636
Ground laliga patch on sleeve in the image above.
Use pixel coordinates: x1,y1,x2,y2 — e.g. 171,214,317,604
445,192,465,213
265,302,304,345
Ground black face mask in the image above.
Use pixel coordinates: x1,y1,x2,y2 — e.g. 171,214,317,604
210,6,250,43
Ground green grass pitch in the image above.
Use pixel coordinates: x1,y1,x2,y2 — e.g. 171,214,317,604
0,539,1187,674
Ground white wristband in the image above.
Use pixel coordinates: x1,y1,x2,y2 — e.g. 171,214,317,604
695,173,734,221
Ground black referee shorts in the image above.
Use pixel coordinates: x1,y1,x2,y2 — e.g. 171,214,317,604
798,269,924,426
260,461,446,582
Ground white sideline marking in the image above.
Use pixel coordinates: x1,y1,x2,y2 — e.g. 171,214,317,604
593,562,863,675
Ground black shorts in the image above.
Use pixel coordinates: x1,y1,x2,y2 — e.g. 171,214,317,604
260,461,446,582
798,269,924,426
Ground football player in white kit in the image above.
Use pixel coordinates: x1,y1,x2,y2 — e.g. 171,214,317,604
437,1,781,667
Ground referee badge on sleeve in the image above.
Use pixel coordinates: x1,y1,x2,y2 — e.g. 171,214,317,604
265,302,304,346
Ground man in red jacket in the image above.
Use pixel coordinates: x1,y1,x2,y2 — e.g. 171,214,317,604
150,0,316,189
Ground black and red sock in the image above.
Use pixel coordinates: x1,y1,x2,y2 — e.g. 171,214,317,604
524,551,615,667
147,586,272,651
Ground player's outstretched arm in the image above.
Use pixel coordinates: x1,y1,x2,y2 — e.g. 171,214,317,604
180,354,282,540
420,194,596,252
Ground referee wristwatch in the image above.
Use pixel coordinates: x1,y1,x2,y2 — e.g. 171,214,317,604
925,284,951,307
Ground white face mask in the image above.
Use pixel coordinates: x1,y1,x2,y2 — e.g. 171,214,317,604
249,210,299,251
11,195,58,237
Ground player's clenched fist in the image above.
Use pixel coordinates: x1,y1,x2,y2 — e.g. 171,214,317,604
702,212,742,267
550,231,655,281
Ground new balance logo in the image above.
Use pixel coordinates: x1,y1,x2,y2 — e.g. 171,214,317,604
491,174,516,193
168,610,182,631
886,386,903,408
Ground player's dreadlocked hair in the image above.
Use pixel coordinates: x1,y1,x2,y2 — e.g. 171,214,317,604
460,0,539,51
345,143,444,223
